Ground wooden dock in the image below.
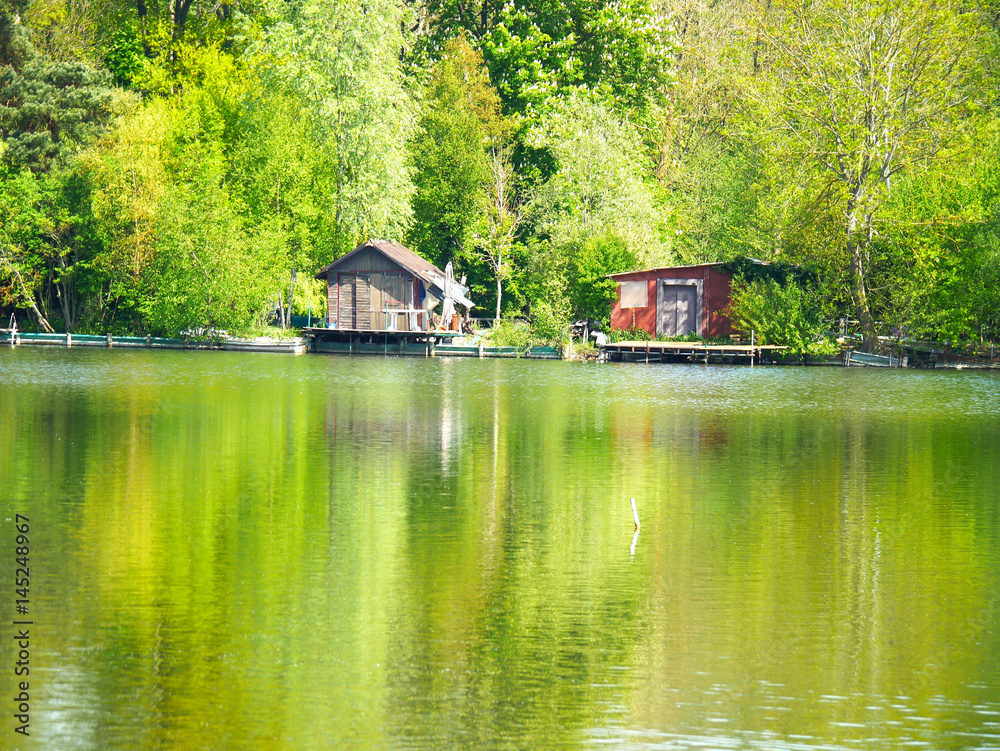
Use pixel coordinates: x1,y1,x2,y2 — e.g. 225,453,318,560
304,327,563,358
304,327,465,356
600,340,786,364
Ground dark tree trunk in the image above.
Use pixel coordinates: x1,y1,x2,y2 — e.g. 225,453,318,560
286,270,296,329
846,198,879,352
173,0,195,38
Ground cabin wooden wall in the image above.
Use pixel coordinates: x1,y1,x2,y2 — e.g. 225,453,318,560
328,270,417,330
335,247,406,273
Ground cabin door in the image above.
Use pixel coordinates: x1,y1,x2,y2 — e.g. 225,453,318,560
379,274,411,330
658,283,698,337
337,273,356,328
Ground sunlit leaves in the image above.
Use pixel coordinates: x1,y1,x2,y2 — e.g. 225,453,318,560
741,0,989,346
255,0,418,254
527,91,666,265
729,277,834,354
409,36,502,269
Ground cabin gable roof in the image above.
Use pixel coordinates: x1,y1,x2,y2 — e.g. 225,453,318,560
317,240,442,285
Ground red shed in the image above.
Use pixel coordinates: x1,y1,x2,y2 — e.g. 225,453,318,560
608,263,736,338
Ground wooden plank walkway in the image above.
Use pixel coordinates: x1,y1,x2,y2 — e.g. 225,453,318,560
600,340,786,364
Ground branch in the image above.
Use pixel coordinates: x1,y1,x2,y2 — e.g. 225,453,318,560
0,253,56,333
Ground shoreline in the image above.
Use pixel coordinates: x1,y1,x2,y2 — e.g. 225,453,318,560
4,330,998,369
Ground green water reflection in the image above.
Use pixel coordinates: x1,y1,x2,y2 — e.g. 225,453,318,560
1,348,999,750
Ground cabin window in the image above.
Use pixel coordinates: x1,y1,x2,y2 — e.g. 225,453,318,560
619,281,647,308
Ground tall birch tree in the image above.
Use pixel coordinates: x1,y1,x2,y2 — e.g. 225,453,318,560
747,0,985,350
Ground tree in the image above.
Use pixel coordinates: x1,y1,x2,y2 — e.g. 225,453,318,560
527,91,668,266
412,0,676,119
77,92,172,331
566,233,637,322
408,36,503,269
728,276,834,355
140,148,281,335
0,164,56,331
1,16,114,332
746,0,986,350
472,145,525,322
255,0,417,257
1,15,114,172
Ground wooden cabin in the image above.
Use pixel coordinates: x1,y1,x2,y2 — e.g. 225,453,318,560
608,263,736,338
316,240,442,332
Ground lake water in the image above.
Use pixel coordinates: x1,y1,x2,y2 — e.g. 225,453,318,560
1,347,999,750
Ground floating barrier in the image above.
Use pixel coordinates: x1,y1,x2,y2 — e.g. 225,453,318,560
0,331,306,354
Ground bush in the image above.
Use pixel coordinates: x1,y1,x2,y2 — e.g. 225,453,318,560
486,318,532,349
608,326,651,342
729,278,838,356
529,298,571,344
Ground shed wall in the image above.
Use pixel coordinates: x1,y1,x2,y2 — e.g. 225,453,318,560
610,265,735,337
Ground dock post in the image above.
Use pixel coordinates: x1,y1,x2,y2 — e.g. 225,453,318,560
67,332,72,347
107,333,113,348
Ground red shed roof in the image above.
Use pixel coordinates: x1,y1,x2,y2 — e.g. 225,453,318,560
607,262,726,279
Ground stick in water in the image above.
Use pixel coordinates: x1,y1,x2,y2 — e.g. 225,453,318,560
630,498,640,530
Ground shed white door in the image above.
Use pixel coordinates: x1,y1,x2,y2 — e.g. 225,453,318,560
659,284,697,337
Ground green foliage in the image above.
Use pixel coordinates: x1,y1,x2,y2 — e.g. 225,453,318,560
608,326,651,342
408,37,502,270
719,257,817,287
668,141,774,265
140,143,282,335
566,233,638,321
528,299,569,344
527,91,667,265
3,0,1000,344
414,0,677,118
0,0,28,17
228,86,336,274
466,144,526,320
0,163,51,325
255,0,417,256
729,279,837,356
741,0,988,348
1,18,114,172
102,25,144,87
289,276,326,319
485,318,532,349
